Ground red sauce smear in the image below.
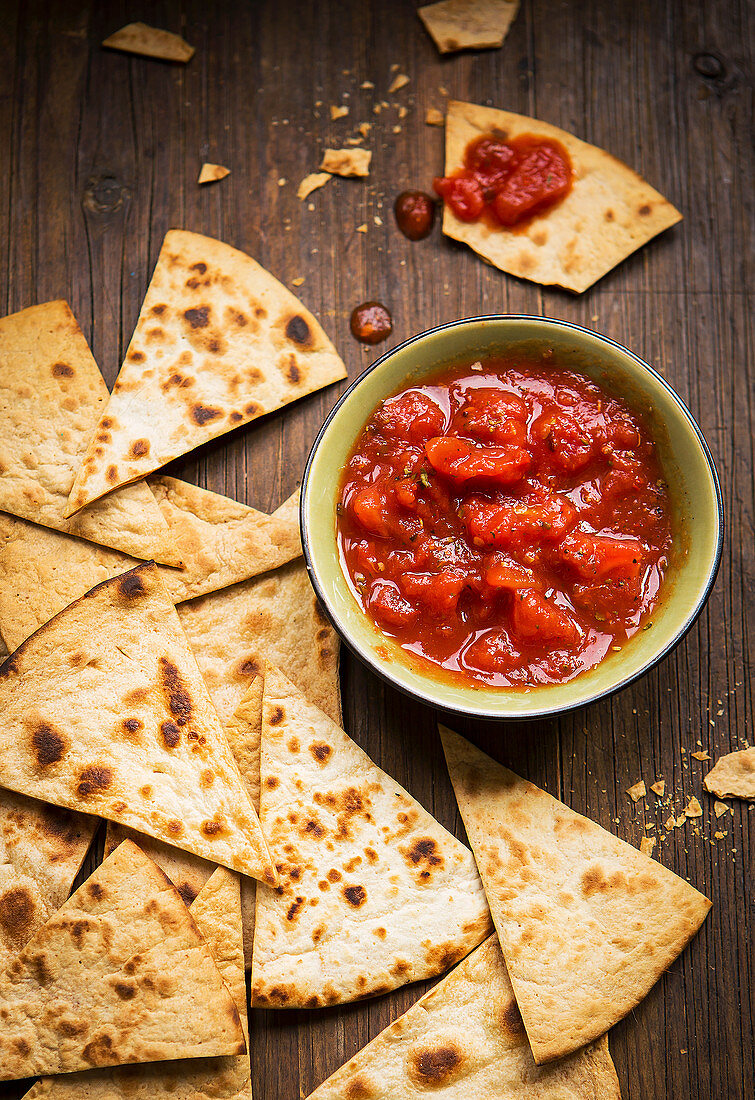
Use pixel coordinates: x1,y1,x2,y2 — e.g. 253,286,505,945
434,132,572,226
337,355,673,688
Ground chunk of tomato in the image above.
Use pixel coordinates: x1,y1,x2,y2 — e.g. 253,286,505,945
433,172,486,221
511,589,580,645
425,436,531,484
401,571,466,615
451,388,528,445
555,530,644,582
531,409,596,474
366,581,418,628
491,139,572,226
462,493,577,547
373,391,446,443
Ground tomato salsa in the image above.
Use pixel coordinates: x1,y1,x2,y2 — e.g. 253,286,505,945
434,132,573,227
336,355,674,688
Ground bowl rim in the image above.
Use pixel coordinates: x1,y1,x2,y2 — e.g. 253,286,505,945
300,315,725,720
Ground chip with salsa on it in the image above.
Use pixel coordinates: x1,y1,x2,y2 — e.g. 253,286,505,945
437,101,682,293
337,354,674,689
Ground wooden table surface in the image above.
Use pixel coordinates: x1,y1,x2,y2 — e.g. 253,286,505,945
1,1,752,1098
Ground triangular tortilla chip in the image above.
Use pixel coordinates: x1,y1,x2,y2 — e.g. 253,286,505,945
704,747,755,800
0,562,275,884
440,726,711,1063
0,481,300,649
178,559,341,724
0,790,97,969
0,840,244,1081
105,674,264,967
419,0,520,55
306,935,620,1098
198,163,230,184
65,230,347,513
102,22,195,62
441,101,682,292
0,301,181,565
252,665,492,1008
24,865,251,1100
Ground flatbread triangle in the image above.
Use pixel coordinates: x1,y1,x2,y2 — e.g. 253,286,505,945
306,935,621,1099
418,0,520,55
441,100,682,292
104,673,265,967
24,864,252,1100
0,790,97,971
440,725,712,1063
251,663,492,1008
0,561,276,884
0,300,181,565
0,840,245,1081
65,230,347,513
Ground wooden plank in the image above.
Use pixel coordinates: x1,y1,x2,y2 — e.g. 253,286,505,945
0,1,751,1099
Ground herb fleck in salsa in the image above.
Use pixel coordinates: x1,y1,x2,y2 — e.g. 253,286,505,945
336,355,673,688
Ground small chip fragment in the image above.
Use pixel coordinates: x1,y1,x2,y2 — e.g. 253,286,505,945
102,22,195,62
684,796,703,819
626,780,646,803
346,137,364,145
358,122,372,137
426,107,445,126
703,746,755,800
418,0,519,55
291,277,305,287
713,800,730,818
320,148,372,177
691,750,711,761
650,780,666,797
640,836,656,857
361,80,375,89
675,814,688,828
355,224,368,233
330,105,350,120
388,73,410,94
297,172,332,200
197,163,230,185
713,830,727,840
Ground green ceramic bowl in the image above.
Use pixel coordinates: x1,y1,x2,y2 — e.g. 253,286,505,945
301,317,723,720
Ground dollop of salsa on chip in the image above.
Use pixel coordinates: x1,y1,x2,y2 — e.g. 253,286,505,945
434,132,573,226
337,356,674,687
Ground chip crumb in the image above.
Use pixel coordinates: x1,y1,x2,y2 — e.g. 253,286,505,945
291,277,305,287
684,795,703,818
102,21,194,63
277,177,287,186
358,122,372,137
297,171,333,200
650,780,666,797
198,163,230,184
713,800,730,817
390,63,400,73
439,85,449,95
330,104,349,120
392,124,402,134
398,106,408,119
640,836,656,857
626,780,646,803
388,73,410,93
691,750,711,761
373,104,382,115
320,147,371,178
426,107,445,126
374,216,383,226
361,81,375,89
675,814,688,828
356,223,368,233
346,137,364,145
307,203,315,212
713,830,727,840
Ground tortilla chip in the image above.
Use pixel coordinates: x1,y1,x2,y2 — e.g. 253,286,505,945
426,107,445,126
198,163,230,184
419,0,519,54
105,674,264,968
298,172,333,200
307,935,620,1099
252,665,491,1008
441,101,682,293
0,301,181,565
65,231,346,513
0,790,97,970
178,558,341,724
0,840,244,1081
319,148,371,177
24,865,251,1100
0,562,275,884
102,22,194,62
440,726,711,1063
704,747,755,800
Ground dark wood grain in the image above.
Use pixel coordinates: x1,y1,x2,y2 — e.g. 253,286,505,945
0,1,752,1098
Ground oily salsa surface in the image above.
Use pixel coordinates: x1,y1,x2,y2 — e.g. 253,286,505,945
337,354,674,687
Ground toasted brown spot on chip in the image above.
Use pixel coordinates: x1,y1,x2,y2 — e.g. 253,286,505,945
166,819,184,837
32,723,66,767
82,1034,114,1066
310,742,332,765
229,411,243,423
52,362,74,378
151,303,167,315
605,209,615,221
124,687,149,706
343,884,367,908
269,705,285,726
288,736,300,753
373,926,387,939
184,305,210,328
122,717,143,736
116,571,147,600
638,204,652,216
265,776,279,790
0,887,35,940
88,882,105,901
344,1078,372,1100
409,1043,463,1086
114,980,136,1001
201,819,227,837
160,721,181,749
244,400,263,417
303,818,325,839
127,350,146,363
129,438,150,458
286,896,305,922
77,765,113,799
106,465,119,483
501,997,526,1035
327,868,342,883
177,882,197,905
158,657,193,724
406,836,443,869
227,308,248,327
191,403,222,426
285,314,311,345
